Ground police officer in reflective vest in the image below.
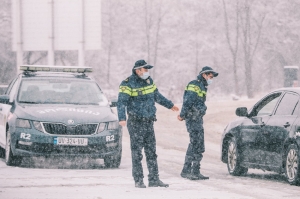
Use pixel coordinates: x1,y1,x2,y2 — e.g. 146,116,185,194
118,60,179,188
177,66,218,180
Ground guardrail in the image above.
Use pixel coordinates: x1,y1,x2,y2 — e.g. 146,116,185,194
0,85,8,88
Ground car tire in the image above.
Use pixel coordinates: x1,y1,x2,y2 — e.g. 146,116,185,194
5,131,22,166
0,147,5,158
104,149,122,168
285,144,300,185
227,137,248,176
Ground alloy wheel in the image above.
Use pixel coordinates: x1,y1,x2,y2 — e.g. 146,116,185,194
286,148,298,181
5,133,11,163
228,141,237,171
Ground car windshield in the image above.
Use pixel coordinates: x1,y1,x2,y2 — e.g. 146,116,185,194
17,79,108,106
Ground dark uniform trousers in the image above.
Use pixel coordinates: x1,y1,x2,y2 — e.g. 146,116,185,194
127,117,159,182
183,117,205,174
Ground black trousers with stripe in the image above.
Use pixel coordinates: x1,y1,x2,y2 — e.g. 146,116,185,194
127,117,159,182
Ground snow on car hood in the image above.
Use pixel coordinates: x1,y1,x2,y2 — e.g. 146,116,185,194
15,104,117,124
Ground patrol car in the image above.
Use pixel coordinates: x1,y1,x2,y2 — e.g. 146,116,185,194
0,65,122,168
221,88,300,185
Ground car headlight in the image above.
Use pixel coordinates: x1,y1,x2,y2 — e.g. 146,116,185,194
16,119,31,128
33,121,44,132
97,123,106,134
108,121,119,130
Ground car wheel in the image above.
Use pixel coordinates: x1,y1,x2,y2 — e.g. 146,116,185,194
285,144,300,185
104,150,122,168
5,131,22,166
0,147,5,158
227,137,248,176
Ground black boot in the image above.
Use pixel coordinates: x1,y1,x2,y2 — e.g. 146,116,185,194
186,173,200,180
180,171,189,179
135,179,146,188
191,161,209,180
148,179,169,187
195,172,209,180
180,155,193,178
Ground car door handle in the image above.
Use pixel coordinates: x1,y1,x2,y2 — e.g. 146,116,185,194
262,131,269,134
283,122,290,128
260,122,265,127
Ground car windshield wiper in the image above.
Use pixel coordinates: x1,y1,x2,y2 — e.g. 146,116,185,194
18,101,39,104
64,102,99,105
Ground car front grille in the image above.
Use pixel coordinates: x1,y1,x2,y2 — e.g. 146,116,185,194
75,124,98,135
43,123,98,135
43,123,67,134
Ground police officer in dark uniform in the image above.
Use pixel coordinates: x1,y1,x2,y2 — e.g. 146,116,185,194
117,60,179,188
177,66,218,180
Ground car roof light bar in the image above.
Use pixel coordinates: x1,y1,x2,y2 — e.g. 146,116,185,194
20,65,93,73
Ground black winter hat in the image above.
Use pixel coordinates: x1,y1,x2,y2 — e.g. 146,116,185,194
133,60,153,69
199,66,218,77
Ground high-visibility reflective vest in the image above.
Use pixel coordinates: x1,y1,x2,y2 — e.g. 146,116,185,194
119,83,157,97
180,76,208,120
185,84,207,97
117,72,174,121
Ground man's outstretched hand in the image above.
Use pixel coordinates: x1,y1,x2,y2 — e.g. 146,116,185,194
177,115,184,121
171,105,179,111
119,121,126,126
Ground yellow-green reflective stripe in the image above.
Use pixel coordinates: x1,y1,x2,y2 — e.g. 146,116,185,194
119,86,132,95
131,84,157,97
185,84,206,97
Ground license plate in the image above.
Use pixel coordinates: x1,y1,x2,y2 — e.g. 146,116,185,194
54,137,88,146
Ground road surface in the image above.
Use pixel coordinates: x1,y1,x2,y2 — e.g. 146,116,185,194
0,99,299,199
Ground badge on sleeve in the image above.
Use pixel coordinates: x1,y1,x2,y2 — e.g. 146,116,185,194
146,79,150,84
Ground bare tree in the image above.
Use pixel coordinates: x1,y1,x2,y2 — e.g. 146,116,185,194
143,0,169,80
0,0,16,84
144,0,153,64
192,0,202,75
106,0,116,85
153,0,167,72
239,0,265,98
24,52,47,65
222,0,240,95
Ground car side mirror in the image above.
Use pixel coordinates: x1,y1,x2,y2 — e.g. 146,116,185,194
110,98,118,107
0,95,10,104
236,107,248,117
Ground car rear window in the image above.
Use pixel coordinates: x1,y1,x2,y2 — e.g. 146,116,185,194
17,79,108,106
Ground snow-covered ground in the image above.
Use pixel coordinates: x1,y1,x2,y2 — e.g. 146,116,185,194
1,99,300,199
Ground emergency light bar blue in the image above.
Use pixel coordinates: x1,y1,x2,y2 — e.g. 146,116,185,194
20,65,93,73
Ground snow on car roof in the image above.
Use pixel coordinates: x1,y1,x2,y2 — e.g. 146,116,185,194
273,87,300,94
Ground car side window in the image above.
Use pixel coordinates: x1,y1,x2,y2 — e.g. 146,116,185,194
8,78,19,103
5,78,17,95
254,93,281,117
275,93,299,115
293,101,299,115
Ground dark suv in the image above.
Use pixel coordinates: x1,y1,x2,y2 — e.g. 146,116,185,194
0,65,122,168
221,88,300,185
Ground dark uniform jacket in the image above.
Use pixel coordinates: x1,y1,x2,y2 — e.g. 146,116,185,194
180,75,208,120
117,71,174,121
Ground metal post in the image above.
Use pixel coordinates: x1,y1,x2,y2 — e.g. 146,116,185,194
78,0,85,66
48,0,55,65
16,0,23,74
